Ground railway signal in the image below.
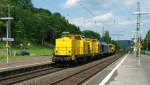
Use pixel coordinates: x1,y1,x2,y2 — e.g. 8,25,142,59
136,41,142,49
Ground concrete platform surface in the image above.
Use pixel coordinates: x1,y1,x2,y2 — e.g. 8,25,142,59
84,53,150,85
0,56,51,72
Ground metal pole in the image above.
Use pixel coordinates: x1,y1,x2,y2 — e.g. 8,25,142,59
147,36,149,51
8,6,11,38
138,48,141,66
0,5,14,64
132,2,149,65
6,20,9,63
136,2,141,66
6,5,11,63
7,5,13,38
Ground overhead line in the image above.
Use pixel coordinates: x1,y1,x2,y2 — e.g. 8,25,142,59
78,2,97,24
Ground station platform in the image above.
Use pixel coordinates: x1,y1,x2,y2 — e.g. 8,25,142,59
84,52,150,85
0,56,51,72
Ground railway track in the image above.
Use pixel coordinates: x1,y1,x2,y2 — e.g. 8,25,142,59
50,53,125,85
0,52,125,85
0,63,65,85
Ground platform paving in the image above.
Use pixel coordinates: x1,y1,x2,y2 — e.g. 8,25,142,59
0,56,51,71
84,53,150,85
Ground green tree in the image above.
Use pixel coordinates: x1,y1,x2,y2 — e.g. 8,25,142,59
0,0,83,47
16,0,33,8
111,40,120,51
82,30,100,40
13,20,26,44
143,30,150,50
102,31,111,44
0,21,5,38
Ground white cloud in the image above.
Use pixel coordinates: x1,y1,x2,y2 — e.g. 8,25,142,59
122,0,148,6
68,17,103,34
117,16,133,26
69,14,136,30
69,17,85,27
68,12,133,29
122,0,137,5
68,14,138,40
68,12,115,32
69,17,99,28
64,0,81,8
118,20,130,25
93,12,114,22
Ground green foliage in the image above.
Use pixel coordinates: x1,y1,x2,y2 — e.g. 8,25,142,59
101,31,111,44
143,30,150,50
0,21,5,38
82,30,100,40
16,0,33,8
0,0,82,46
111,40,120,51
0,0,102,47
14,20,26,44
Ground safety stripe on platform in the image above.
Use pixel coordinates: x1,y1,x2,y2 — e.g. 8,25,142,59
99,52,129,85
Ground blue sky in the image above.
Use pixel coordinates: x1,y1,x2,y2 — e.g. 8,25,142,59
32,0,150,40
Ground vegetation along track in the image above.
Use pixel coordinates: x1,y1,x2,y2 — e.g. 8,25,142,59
50,53,125,85
0,63,65,85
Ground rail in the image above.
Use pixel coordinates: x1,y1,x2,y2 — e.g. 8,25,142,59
0,63,65,85
50,53,125,85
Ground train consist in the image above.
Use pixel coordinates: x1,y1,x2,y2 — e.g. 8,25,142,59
52,34,116,63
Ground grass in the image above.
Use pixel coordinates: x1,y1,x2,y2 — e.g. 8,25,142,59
0,45,54,61
12,46,54,56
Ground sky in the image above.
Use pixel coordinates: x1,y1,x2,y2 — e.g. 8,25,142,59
32,0,150,40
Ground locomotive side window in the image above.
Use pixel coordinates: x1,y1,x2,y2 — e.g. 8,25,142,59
75,36,81,40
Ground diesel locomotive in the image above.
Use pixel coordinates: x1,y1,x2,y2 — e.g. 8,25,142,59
52,34,116,63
